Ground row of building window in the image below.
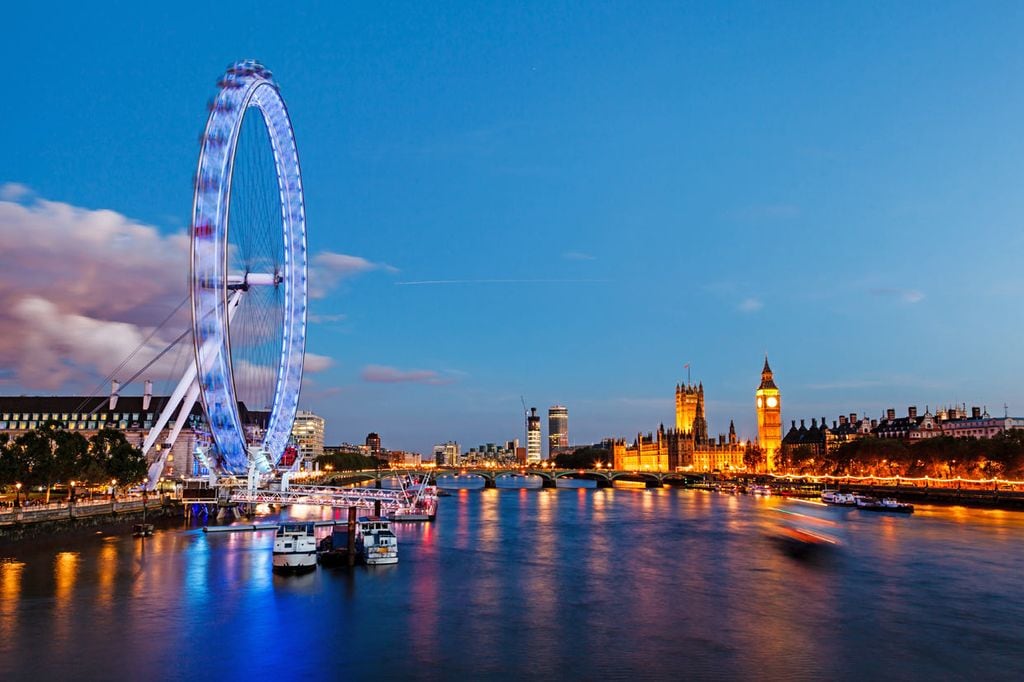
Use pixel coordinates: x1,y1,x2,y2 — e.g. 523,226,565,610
1,412,155,422
0,420,154,431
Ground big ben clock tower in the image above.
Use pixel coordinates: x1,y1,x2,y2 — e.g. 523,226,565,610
755,356,782,472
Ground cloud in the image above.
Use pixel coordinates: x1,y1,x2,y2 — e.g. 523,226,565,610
309,251,397,298
0,194,192,389
9,296,184,390
304,353,335,373
563,251,596,261
737,297,763,313
869,288,925,304
0,182,31,202
361,364,455,385
308,313,347,324
0,188,372,391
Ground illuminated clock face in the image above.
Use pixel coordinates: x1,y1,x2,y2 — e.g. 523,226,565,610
756,397,763,408
766,396,778,408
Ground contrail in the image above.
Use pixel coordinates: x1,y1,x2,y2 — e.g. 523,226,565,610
396,278,610,286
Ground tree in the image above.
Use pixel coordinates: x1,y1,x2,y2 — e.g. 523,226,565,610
17,426,59,503
0,433,19,487
553,446,611,469
90,429,148,492
54,429,89,496
315,452,382,472
743,442,765,472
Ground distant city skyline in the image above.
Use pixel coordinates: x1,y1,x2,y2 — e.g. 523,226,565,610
5,4,1024,455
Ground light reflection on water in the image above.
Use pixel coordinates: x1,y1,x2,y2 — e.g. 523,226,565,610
0,489,1022,680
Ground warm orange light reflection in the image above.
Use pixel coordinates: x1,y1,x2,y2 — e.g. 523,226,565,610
0,559,25,636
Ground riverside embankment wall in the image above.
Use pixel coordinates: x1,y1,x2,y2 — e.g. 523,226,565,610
0,498,183,543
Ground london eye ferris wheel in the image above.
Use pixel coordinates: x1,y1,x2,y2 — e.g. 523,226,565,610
190,59,307,476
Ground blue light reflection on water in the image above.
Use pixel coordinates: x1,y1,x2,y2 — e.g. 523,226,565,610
1,488,1023,680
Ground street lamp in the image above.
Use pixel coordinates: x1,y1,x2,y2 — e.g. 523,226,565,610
69,480,75,503
111,479,117,501
14,482,22,509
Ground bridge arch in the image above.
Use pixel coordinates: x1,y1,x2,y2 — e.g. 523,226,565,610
609,471,664,486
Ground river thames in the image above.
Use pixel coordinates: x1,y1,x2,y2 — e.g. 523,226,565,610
1,484,1023,680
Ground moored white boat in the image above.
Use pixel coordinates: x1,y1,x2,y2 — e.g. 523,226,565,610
272,523,318,573
357,516,399,565
821,490,857,506
856,496,914,514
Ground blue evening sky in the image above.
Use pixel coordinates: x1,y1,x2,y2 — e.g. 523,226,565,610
4,2,1024,453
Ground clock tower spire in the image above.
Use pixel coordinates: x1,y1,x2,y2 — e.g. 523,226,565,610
755,355,782,472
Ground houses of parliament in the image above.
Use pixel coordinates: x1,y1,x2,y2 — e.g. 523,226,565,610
611,358,783,473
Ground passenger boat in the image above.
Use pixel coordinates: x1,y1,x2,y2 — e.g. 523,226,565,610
357,516,399,565
821,490,857,506
770,524,839,558
748,484,772,496
272,523,318,573
132,523,154,537
856,496,914,514
767,507,841,559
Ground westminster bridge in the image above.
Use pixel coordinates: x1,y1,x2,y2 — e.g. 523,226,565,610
320,467,717,489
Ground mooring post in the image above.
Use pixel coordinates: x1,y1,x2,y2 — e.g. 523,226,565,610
347,506,357,567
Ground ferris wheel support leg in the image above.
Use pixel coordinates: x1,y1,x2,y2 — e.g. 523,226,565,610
141,291,243,490
140,362,198,465
145,380,202,490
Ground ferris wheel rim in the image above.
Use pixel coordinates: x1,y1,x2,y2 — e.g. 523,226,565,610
189,60,307,476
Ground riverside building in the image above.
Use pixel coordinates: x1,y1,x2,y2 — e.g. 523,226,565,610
433,441,461,466
611,366,754,473
755,356,782,471
0,395,269,480
548,405,569,458
527,407,542,463
291,411,325,470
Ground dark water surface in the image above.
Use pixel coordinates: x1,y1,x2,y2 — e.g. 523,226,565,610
2,487,1023,681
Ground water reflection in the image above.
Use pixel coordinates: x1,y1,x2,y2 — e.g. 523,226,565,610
0,559,24,642
0,491,1021,679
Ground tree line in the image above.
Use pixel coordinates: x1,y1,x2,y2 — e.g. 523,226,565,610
0,421,149,502
777,431,1024,479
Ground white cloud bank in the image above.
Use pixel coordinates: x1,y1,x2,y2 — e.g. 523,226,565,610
0,187,365,391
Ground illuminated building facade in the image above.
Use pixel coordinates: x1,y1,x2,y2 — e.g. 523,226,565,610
527,407,542,463
548,405,569,457
755,356,782,471
433,441,461,466
675,382,700,431
291,411,325,469
612,370,745,472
